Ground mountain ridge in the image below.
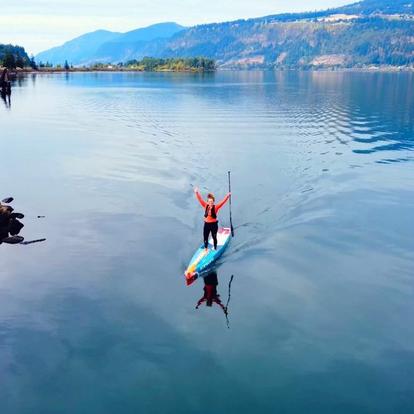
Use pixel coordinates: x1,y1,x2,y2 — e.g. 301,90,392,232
36,23,185,65
36,30,121,65
36,1,414,69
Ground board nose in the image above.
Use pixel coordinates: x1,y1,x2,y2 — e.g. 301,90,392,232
185,271,198,286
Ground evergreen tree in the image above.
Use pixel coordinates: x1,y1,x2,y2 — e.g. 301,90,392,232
3,53,16,69
15,55,25,68
29,55,38,70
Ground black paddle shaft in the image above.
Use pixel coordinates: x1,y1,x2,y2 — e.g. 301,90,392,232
228,171,234,237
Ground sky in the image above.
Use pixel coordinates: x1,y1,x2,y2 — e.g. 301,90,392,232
1,0,352,55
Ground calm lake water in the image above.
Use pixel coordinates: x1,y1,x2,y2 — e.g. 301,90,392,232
1,71,413,413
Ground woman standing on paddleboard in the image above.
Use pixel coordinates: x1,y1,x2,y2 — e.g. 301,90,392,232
194,187,231,252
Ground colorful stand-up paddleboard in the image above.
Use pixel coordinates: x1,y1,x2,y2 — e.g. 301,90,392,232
185,227,231,285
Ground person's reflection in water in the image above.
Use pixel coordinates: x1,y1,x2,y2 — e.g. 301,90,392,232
195,271,234,327
1,68,11,108
196,271,226,311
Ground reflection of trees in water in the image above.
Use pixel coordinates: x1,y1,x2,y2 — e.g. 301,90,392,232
14,73,27,88
304,72,414,152
241,71,414,154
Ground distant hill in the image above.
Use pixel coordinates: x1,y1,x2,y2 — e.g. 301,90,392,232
162,16,414,69
36,1,414,69
92,22,185,63
335,0,414,15
243,0,414,23
260,0,414,21
158,0,414,68
36,23,185,65
36,30,121,65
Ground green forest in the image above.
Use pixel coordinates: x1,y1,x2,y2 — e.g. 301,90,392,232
2,52,215,72
0,44,33,69
121,57,216,71
77,57,216,71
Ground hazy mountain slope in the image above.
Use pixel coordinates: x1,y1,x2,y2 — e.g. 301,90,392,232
36,30,121,65
114,22,185,43
92,23,185,63
36,23,185,65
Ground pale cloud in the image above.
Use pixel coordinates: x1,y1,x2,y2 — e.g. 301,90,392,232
1,0,351,54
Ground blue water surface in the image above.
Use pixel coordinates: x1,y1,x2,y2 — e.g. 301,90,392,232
0,71,413,414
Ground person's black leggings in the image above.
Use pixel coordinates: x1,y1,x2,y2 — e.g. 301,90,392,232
203,221,218,249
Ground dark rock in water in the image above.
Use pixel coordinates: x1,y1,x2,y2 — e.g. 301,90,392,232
0,205,13,214
0,205,13,227
9,218,24,235
0,203,43,246
1,197,14,204
1,235,24,244
10,212,24,219
0,204,25,243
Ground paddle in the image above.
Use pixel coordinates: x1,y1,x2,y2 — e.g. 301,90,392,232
224,274,234,329
228,171,234,237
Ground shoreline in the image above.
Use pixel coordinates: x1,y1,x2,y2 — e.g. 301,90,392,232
7,68,216,74
3,66,414,74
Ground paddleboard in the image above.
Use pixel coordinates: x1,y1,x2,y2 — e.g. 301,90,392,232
185,227,231,285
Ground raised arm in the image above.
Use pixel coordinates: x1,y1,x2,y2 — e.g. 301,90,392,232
215,193,231,212
194,187,207,208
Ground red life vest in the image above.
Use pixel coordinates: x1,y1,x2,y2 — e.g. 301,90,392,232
204,205,217,219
